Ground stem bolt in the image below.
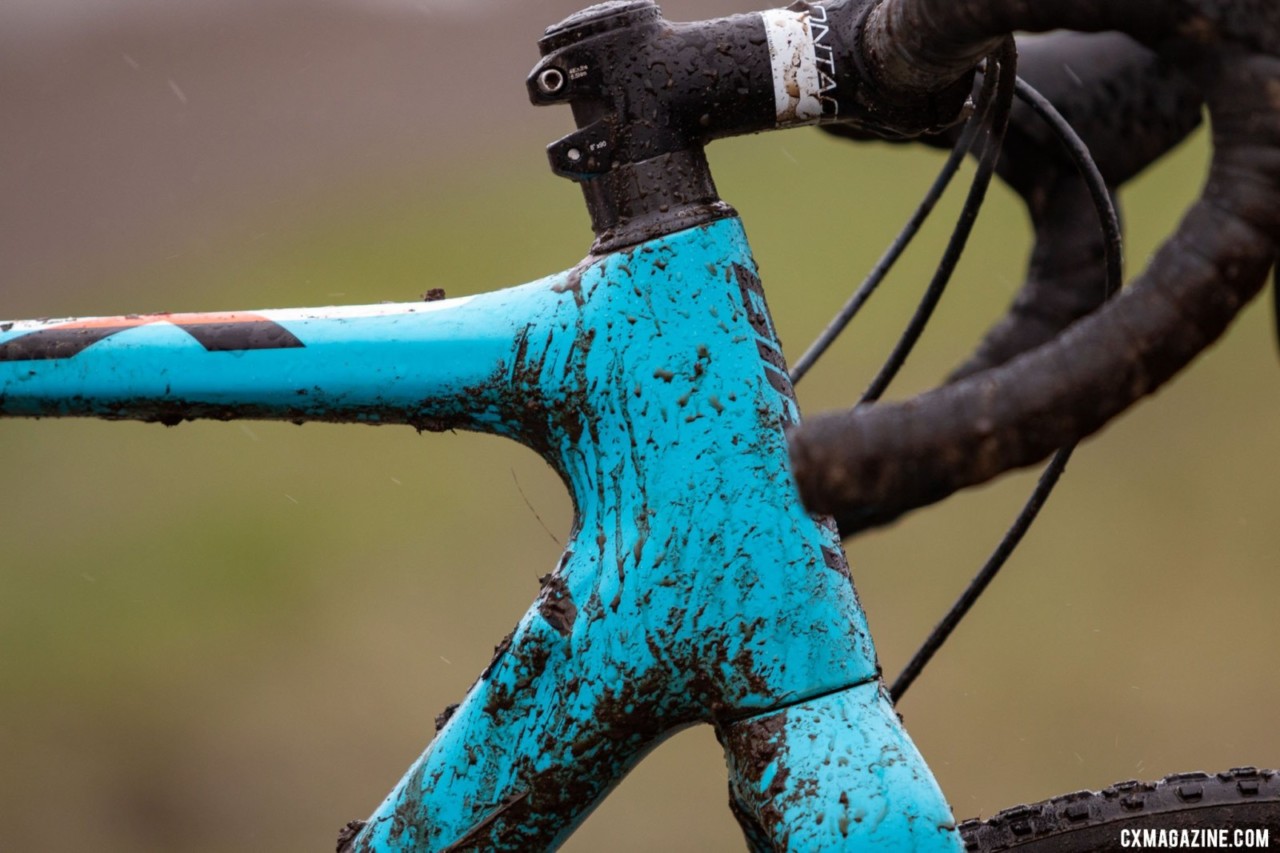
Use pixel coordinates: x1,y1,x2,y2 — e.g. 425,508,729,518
537,68,566,94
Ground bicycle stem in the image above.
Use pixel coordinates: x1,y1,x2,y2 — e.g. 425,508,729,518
527,0,978,253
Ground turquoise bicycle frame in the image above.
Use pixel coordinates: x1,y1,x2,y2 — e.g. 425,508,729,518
0,215,960,850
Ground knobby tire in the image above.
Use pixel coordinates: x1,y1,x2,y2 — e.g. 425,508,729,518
960,769,1280,852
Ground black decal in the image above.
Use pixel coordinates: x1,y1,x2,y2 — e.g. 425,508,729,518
821,546,851,578
764,365,794,399
0,315,304,362
0,327,124,361
756,340,789,374
176,321,303,352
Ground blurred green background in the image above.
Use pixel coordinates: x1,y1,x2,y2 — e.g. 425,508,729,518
2,2,1278,850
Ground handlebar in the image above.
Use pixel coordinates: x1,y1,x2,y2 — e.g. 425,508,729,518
789,0,1280,533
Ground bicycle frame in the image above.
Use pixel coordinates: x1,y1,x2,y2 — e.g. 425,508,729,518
1,213,959,849
7,0,1280,845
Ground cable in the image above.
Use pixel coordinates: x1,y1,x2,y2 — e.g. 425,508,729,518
890,74,1125,704
859,40,1018,405
889,445,1072,702
1012,76,1124,295
789,66,998,385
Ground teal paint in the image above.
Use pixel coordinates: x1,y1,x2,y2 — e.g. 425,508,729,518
0,218,960,851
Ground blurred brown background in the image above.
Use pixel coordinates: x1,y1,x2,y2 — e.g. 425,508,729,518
2,1,1278,850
